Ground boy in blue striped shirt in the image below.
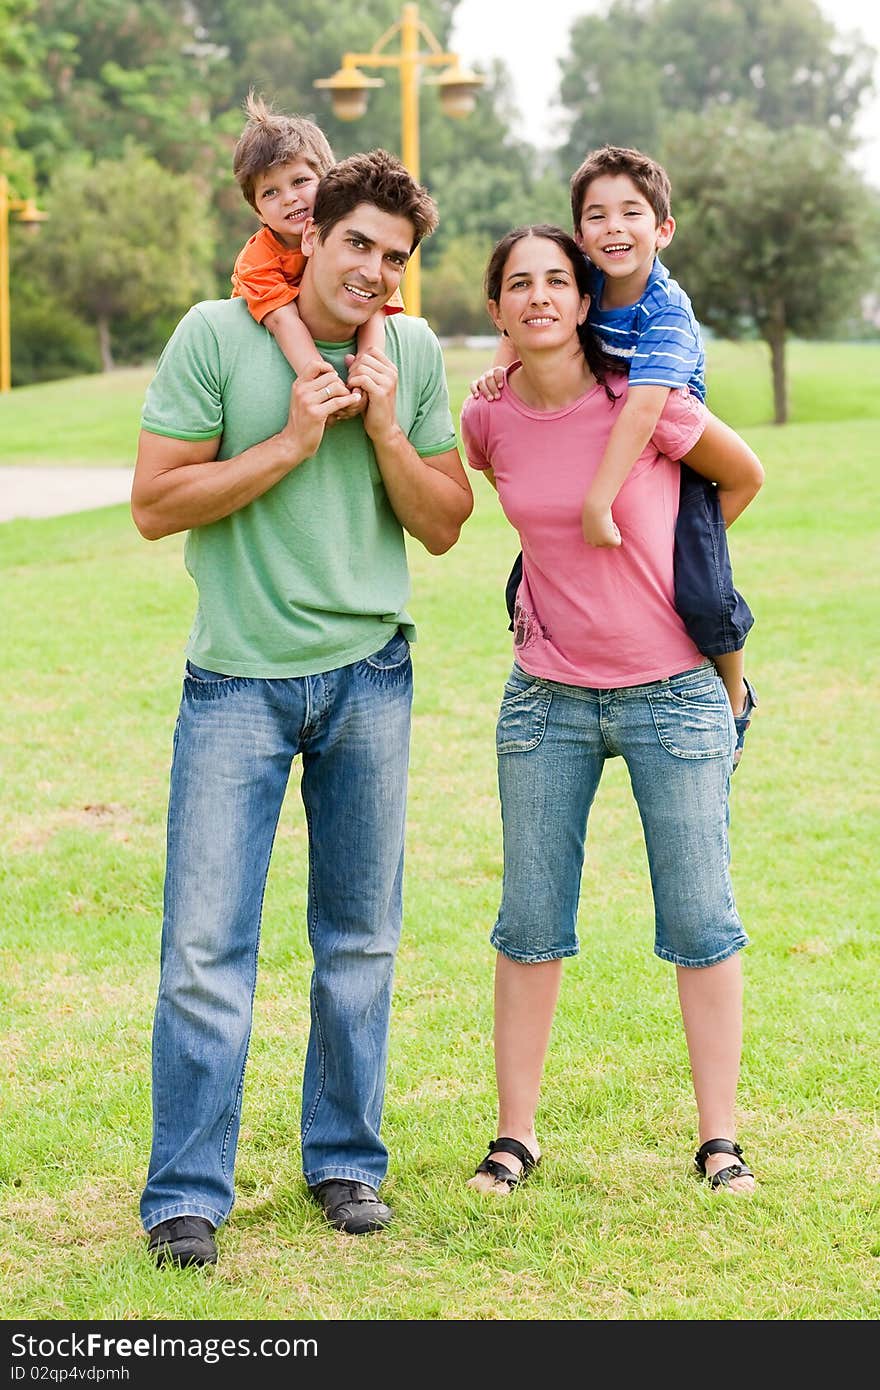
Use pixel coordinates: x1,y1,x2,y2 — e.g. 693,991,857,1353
574,145,759,763
474,144,762,767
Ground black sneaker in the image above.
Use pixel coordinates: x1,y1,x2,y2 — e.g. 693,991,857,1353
310,1180,393,1235
147,1216,217,1267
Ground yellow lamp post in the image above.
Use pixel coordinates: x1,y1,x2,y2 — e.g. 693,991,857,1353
0,174,48,393
314,2,483,317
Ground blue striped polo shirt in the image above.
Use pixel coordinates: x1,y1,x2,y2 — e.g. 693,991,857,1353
586,257,706,401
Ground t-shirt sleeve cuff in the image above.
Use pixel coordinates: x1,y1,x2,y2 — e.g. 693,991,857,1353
651,387,708,460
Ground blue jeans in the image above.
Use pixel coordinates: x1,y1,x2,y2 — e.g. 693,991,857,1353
492,662,748,968
140,630,413,1232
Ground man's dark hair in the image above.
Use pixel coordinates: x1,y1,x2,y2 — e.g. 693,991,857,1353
485,223,619,400
570,144,672,228
312,149,439,251
233,91,334,212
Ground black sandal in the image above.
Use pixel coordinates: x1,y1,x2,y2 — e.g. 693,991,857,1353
694,1137,755,1190
472,1136,540,1191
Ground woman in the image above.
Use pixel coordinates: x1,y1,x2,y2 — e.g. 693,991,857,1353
459,225,756,1195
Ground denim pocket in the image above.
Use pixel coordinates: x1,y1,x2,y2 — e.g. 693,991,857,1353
647,682,731,759
496,669,552,754
184,661,248,700
359,629,412,687
185,661,237,683
363,629,409,669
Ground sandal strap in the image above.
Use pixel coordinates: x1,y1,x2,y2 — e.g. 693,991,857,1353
474,1157,523,1188
694,1137,743,1174
490,1136,539,1174
708,1161,755,1190
473,1136,540,1186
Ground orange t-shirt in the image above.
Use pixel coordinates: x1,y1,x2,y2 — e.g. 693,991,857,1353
231,225,405,322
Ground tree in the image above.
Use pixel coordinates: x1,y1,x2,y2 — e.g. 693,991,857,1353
558,0,876,166
34,150,216,370
421,233,494,336
0,0,52,187
661,111,871,422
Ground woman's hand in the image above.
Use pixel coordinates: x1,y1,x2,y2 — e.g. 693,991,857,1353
470,366,507,401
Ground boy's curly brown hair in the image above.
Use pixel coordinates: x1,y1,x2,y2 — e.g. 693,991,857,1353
233,91,335,212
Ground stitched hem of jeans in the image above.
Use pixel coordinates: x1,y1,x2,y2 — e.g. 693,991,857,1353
491,940,579,964
142,1201,225,1232
304,1167,386,1189
654,937,749,968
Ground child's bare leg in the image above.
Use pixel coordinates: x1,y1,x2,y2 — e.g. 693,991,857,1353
357,311,386,356
711,649,747,716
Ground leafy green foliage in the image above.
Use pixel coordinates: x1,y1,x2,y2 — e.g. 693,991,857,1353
27,149,216,370
3,0,879,375
9,271,101,384
662,110,875,420
559,0,876,165
0,0,53,186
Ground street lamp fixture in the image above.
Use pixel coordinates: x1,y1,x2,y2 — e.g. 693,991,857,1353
314,2,484,317
314,66,385,122
1,175,49,393
427,62,485,120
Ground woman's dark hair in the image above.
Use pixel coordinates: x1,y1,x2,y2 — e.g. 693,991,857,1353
485,224,619,400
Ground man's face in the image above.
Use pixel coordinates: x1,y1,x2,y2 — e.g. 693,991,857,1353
576,172,674,289
298,204,413,339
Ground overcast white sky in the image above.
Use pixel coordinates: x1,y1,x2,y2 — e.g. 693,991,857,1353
450,0,880,188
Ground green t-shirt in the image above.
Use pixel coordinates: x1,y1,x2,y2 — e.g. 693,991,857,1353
140,298,457,677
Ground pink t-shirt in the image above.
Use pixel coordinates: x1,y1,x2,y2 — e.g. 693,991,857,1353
460,370,708,688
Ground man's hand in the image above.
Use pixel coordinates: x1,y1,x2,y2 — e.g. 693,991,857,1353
346,348,400,443
469,366,507,400
282,359,360,453
582,501,622,548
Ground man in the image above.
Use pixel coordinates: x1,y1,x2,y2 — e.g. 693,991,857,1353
132,149,473,1267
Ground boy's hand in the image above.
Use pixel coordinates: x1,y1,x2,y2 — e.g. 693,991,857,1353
346,348,399,444
470,367,507,401
324,352,368,426
582,501,622,548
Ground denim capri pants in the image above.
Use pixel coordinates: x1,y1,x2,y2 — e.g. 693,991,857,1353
674,464,754,657
492,661,749,968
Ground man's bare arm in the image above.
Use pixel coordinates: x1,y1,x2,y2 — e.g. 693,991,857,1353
374,436,473,555
131,360,359,539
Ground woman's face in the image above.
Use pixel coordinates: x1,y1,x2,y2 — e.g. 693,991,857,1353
489,236,589,354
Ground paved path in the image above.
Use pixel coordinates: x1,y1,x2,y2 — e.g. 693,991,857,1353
0,467,134,522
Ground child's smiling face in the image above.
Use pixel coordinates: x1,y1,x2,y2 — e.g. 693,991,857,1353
254,159,321,248
576,172,674,296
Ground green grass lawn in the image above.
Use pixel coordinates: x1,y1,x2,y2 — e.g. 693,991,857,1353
1,346,879,1322
2,339,879,468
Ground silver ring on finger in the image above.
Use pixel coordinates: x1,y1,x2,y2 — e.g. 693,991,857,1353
323,385,332,400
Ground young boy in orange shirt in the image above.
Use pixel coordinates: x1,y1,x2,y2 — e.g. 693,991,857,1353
231,92,403,404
